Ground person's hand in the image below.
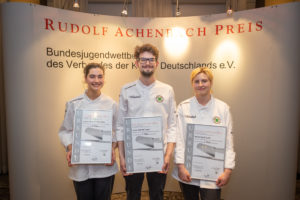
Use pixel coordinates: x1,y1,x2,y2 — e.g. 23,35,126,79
216,169,232,187
160,142,175,174
66,144,73,167
105,148,116,166
160,154,171,174
118,141,132,176
178,164,191,182
119,156,132,176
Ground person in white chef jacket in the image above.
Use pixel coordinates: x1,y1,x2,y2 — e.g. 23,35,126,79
59,63,118,200
116,44,177,200
172,67,236,200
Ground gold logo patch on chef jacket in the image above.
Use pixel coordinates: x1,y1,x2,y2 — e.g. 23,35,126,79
155,95,164,103
213,116,221,124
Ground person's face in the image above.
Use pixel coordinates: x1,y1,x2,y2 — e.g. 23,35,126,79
192,72,212,97
136,51,158,78
85,68,104,92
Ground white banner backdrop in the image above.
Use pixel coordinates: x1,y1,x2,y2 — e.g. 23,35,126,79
1,2,300,200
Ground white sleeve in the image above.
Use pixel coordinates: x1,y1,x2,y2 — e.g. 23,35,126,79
166,88,177,143
112,101,118,143
58,102,74,148
224,106,236,169
174,105,185,164
116,89,127,141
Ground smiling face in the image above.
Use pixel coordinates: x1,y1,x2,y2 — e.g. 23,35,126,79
85,67,104,93
136,51,158,78
192,72,212,97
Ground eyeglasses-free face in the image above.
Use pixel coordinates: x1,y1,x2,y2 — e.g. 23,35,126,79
85,68,105,93
192,72,212,97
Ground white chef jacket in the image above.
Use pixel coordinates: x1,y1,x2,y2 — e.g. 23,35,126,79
172,96,236,189
116,80,177,151
58,92,118,181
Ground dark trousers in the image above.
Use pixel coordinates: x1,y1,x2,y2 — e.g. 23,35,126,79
179,182,221,200
124,172,167,200
73,175,115,200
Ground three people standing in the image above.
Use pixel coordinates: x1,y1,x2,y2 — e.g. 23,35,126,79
59,44,235,200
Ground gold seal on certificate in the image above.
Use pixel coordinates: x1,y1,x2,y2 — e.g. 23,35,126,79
185,124,227,181
71,109,113,164
124,116,164,173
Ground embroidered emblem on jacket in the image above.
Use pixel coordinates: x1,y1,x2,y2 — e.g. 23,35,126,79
213,116,221,124
156,95,164,103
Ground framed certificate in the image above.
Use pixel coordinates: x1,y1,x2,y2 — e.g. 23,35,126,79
124,116,164,173
185,124,227,181
71,109,113,164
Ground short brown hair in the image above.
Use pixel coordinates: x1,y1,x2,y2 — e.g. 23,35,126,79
84,63,105,78
134,43,159,60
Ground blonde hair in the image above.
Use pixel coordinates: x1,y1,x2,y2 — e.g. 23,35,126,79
190,67,213,84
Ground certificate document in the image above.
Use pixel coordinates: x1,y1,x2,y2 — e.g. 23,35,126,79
185,124,227,181
71,109,112,164
124,116,164,173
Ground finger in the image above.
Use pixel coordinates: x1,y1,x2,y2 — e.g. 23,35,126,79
121,166,127,175
162,163,169,173
161,163,166,171
122,170,132,176
216,179,224,187
123,173,132,176
180,175,186,182
222,179,227,186
112,152,116,161
161,167,168,174
164,163,169,172
66,152,72,162
111,158,115,165
187,174,191,182
105,163,113,166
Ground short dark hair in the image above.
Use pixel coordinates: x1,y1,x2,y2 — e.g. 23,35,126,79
83,63,105,78
134,43,159,60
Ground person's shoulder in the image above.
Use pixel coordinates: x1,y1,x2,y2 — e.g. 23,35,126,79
213,97,230,109
101,93,116,104
155,80,173,90
178,97,193,106
122,80,138,91
65,94,84,111
67,94,84,104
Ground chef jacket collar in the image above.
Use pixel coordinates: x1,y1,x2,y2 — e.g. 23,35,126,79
194,95,213,110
